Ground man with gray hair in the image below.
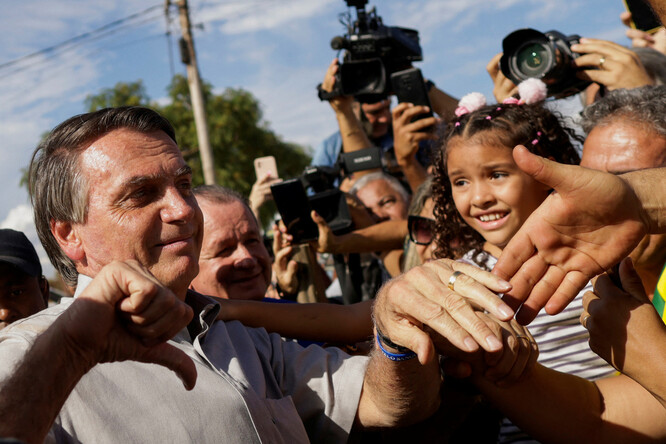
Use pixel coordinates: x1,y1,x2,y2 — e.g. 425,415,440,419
0,106,517,443
580,85,666,296
349,171,411,222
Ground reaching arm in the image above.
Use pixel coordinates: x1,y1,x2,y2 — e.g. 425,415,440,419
493,146,663,324
477,365,666,443
217,299,373,344
583,258,666,409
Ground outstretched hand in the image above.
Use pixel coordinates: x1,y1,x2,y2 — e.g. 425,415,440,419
493,146,648,324
59,260,197,389
372,259,515,365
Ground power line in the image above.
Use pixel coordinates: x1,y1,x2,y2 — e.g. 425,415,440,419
0,4,163,72
0,12,164,78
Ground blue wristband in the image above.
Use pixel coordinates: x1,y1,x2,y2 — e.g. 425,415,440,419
375,333,417,362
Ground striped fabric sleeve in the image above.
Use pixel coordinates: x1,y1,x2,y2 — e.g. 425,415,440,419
653,264,666,323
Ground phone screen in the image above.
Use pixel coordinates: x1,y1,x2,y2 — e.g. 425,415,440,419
624,0,662,33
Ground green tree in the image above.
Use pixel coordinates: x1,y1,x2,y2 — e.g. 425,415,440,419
84,76,311,226
85,80,151,110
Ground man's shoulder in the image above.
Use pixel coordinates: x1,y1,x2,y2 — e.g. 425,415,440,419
0,301,71,343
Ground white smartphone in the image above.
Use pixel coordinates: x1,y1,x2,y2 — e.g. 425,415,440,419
254,156,278,180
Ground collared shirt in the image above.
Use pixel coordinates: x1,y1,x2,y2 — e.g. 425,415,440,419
0,275,368,443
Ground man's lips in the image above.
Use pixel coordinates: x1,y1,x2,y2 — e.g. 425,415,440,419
157,233,195,247
228,269,263,284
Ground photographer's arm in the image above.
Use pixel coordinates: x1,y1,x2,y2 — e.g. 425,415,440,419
321,59,375,156
312,212,407,255
392,102,437,192
426,81,458,122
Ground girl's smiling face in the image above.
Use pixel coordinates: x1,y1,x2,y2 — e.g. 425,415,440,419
446,137,551,250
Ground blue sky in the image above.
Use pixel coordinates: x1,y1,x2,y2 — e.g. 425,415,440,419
0,0,629,278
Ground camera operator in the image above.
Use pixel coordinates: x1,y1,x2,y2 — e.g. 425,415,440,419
313,58,458,191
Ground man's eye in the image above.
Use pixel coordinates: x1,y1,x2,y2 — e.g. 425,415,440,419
9,289,24,298
491,172,508,180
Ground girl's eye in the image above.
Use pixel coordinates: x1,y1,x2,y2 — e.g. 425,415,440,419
491,172,508,180
453,179,468,187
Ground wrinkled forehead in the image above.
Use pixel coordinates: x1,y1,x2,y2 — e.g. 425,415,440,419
79,129,186,184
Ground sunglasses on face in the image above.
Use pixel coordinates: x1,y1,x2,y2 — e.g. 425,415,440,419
408,215,436,245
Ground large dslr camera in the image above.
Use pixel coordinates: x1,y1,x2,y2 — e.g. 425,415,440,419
325,0,423,103
500,28,591,98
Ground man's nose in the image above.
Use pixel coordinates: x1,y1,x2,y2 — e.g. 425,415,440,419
0,307,15,323
161,187,196,223
233,244,257,269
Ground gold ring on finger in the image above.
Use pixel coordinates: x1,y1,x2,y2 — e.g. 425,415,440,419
447,271,464,291
599,56,606,69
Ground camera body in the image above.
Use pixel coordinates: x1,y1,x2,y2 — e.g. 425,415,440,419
271,147,382,243
330,0,423,103
500,28,591,99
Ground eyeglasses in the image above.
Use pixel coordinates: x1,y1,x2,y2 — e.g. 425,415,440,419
408,215,436,246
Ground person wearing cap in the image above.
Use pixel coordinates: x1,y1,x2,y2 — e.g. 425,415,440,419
0,229,49,330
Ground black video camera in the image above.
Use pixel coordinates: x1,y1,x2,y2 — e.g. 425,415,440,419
323,0,423,103
500,28,591,99
270,147,382,243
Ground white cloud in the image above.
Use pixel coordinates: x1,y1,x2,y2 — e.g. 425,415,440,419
197,0,337,35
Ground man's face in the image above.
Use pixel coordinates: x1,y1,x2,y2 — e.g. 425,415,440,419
355,178,409,222
361,99,392,139
190,199,271,301
71,129,203,298
0,263,48,330
582,120,666,269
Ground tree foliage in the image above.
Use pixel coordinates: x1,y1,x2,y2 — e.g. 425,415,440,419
84,76,311,225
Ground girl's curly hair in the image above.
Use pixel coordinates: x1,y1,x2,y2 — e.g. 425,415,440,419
432,102,581,260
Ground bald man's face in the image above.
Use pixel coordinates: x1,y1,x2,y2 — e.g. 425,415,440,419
582,119,666,270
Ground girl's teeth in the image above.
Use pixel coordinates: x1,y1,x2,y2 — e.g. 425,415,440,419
479,214,502,222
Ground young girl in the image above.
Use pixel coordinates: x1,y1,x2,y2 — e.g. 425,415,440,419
431,88,616,442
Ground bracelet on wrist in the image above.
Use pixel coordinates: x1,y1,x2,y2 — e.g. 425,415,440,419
374,324,417,361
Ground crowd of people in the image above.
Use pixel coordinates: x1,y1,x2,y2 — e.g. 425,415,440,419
1,3,666,443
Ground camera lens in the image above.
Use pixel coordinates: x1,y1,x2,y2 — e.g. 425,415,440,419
515,42,550,76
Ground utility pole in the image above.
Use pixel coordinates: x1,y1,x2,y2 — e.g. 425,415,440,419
170,0,216,184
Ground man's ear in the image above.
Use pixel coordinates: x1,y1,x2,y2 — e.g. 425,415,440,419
50,220,85,262
39,276,50,306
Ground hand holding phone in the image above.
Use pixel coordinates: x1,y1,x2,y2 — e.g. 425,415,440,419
623,0,662,34
254,156,278,180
